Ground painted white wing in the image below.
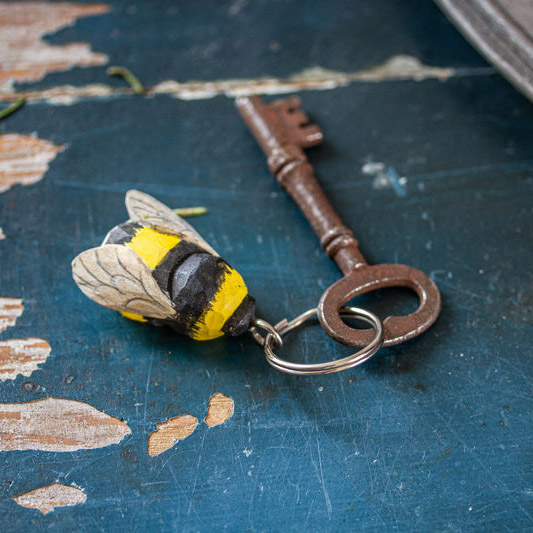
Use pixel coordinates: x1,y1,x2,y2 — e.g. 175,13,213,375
125,189,218,256
72,245,177,320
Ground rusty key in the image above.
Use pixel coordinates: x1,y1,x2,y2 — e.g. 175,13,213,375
236,95,441,349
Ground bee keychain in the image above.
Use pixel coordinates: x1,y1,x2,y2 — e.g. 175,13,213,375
72,96,441,375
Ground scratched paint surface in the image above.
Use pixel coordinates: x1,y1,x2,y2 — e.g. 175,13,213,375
0,0,532,531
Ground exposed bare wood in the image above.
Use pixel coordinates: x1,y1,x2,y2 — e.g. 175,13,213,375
13,482,86,514
0,337,51,381
0,56,494,105
205,392,234,427
0,397,131,452
148,414,198,457
152,56,461,101
0,297,23,332
0,2,110,89
0,83,125,105
0,134,65,194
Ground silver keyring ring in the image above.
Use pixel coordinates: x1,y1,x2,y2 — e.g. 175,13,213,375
252,306,384,375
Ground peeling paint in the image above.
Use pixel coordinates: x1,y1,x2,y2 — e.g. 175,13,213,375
147,414,198,457
0,134,66,194
0,55,494,106
138,56,475,100
205,392,234,427
0,337,51,381
0,2,110,89
0,297,24,332
13,482,86,514
0,83,123,105
0,397,131,452
0,299,52,381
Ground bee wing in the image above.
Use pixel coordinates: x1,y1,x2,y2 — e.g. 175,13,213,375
125,189,218,256
72,245,177,320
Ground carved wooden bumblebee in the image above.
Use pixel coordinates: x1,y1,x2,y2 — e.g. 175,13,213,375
72,190,255,340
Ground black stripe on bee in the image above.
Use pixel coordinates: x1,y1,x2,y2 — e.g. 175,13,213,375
167,253,229,335
151,240,206,293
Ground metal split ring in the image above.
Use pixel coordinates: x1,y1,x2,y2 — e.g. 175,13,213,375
249,306,384,375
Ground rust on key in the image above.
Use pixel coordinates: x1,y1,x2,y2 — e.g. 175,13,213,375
236,95,441,348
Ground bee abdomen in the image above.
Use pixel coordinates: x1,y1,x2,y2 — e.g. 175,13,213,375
169,253,251,341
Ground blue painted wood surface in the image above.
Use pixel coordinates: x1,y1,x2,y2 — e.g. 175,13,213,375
0,1,532,530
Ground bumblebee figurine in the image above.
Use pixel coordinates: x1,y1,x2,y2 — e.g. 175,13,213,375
72,190,255,340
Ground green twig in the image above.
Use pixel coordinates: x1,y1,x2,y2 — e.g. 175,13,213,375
173,207,208,217
107,66,145,95
0,97,26,122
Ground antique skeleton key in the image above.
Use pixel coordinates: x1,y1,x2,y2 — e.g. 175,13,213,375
236,95,441,351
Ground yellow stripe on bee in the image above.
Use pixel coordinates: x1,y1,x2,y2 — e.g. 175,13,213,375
191,267,248,341
125,226,181,269
121,311,147,322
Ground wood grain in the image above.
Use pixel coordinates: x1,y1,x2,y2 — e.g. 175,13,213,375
204,393,234,427
0,297,23,332
0,337,51,381
147,414,198,457
0,397,131,451
0,134,65,194
13,483,86,514
0,1,109,88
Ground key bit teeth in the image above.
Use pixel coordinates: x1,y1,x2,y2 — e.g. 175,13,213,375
298,124,324,148
272,98,324,148
236,94,323,151
272,95,302,112
286,109,310,127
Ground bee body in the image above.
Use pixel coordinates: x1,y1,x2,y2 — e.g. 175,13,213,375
73,191,255,341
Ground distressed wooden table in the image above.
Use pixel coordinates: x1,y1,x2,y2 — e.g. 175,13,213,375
0,1,532,530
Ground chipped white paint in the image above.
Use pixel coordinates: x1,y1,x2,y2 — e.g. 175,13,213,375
0,55,494,105
13,482,86,514
150,56,459,100
1,83,121,106
0,299,52,381
148,414,198,457
0,337,51,381
0,134,65,194
205,392,234,427
0,227,5,240
0,297,23,332
0,2,110,89
0,397,131,451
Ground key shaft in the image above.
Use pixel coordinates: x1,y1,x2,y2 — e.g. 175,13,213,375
236,95,366,274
